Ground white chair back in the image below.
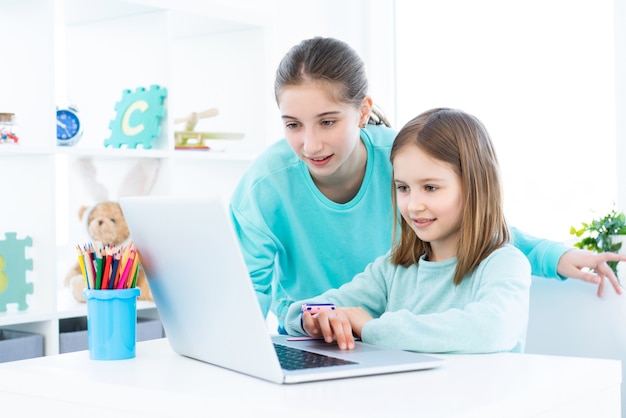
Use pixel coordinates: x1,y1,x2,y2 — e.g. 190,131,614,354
525,276,626,415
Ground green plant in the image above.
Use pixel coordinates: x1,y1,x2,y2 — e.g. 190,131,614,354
570,209,626,276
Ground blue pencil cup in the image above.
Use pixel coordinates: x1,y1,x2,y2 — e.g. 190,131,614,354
83,287,141,360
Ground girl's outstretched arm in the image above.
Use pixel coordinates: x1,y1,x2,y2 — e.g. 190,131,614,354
556,249,625,297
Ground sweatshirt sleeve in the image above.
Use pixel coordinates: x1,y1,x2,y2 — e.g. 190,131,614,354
510,226,568,279
361,248,532,353
229,204,276,317
284,255,392,335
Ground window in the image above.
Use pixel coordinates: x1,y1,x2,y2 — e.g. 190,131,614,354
394,0,616,241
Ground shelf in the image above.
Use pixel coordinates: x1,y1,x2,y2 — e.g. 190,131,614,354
62,0,158,26
170,149,257,162
0,144,258,162
0,145,57,156
57,146,257,162
56,0,272,157
0,309,58,328
0,145,170,159
0,290,157,327
55,146,171,159
0,0,269,358
63,0,272,32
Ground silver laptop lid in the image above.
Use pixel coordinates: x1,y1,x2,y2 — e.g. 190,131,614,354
121,195,285,383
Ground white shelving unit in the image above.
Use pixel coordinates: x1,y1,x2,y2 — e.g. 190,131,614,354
0,0,272,357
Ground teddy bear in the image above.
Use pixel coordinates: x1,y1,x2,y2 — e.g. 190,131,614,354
64,201,153,302
63,157,160,303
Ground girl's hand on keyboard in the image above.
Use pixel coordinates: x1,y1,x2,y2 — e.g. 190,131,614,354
302,308,354,349
302,307,372,350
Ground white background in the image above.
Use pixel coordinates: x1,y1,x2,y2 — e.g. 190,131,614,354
395,0,618,242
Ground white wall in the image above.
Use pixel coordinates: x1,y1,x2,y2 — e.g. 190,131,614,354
395,0,617,242
269,1,624,243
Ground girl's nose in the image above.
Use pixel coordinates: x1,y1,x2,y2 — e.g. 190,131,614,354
302,128,323,154
407,193,425,213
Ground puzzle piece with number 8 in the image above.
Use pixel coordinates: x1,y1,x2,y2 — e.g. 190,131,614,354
0,232,34,311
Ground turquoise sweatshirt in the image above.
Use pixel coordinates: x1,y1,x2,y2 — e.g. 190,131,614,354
285,245,532,354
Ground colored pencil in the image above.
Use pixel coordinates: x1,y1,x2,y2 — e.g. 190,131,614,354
108,251,120,289
116,248,135,289
100,246,113,290
76,246,88,289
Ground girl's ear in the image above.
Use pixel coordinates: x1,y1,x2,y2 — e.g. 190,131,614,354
360,95,374,127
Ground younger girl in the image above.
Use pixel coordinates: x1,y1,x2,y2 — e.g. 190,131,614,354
284,108,531,353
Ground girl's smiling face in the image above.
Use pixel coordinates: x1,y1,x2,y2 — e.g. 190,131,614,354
393,143,464,261
277,81,370,181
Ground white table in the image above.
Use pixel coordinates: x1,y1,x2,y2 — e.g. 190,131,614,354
0,338,621,418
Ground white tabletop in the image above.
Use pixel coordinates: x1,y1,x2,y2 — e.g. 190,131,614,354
0,338,621,418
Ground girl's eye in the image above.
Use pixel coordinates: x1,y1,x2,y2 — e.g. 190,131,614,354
396,184,409,193
285,122,299,129
425,185,438,192
321,120,335,127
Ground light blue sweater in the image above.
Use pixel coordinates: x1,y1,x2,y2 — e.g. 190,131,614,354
285,245,532,354
230,125,397,327
229,125,567,329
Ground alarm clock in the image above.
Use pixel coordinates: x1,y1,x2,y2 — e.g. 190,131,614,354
56,105,83,146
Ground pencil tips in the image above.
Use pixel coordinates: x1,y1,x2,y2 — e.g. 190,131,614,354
75,241,140,290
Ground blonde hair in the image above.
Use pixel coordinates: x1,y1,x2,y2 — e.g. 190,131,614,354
389,108,509,285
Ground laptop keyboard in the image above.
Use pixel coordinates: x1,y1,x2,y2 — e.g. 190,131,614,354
274,343,357,370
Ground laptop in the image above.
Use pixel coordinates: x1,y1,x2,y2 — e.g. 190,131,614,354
120,195,444,384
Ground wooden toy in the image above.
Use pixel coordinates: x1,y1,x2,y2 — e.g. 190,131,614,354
174,108,244,150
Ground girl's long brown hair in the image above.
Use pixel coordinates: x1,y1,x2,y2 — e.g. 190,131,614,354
274,36,391,127
390,108,509,285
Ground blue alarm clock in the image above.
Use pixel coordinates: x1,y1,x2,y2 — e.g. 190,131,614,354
56,105,83,146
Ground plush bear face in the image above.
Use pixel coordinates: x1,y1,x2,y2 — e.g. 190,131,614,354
84,201,130,246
